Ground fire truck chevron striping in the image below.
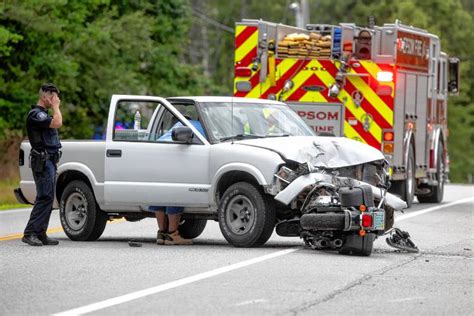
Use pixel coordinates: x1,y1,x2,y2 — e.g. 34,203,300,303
233,19,460,207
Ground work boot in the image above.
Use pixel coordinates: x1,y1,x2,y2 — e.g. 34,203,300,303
38,234,59,246
22,235,43,246
156,230,168,245
164,231,193,245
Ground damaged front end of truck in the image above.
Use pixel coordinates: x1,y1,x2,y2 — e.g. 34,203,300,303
268,137,416,256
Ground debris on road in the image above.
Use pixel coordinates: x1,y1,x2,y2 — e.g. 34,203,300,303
128,240,142,247
386,228,419,253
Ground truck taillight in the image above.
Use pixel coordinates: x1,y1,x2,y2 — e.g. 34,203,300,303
361,213,373,228
383,143,394,154
235,67,252,77
383,131,394,141
377,71,393,82
382,131,394,154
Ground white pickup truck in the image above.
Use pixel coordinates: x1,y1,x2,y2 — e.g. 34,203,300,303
16,95,406,255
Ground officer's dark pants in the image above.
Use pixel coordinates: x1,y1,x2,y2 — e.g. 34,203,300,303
24,159,56,236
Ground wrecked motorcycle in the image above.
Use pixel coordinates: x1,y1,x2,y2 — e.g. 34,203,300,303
269,138,410,256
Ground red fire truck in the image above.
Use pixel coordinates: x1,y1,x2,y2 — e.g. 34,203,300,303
233,19,460,207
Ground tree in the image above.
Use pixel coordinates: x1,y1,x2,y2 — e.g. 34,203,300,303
0,0,209,140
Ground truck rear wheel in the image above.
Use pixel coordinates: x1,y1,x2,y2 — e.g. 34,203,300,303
60,180,107,241
391,143,415,208
418,143,445,203
338,233,375,256
179,219,207,239
218,182,275,247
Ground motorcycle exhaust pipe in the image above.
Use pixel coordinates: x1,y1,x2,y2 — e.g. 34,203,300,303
316,239,329,248
332,239,344,248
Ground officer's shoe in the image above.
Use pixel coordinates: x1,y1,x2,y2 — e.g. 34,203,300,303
38,234,59,246
22,235,43,246
164,231,193,245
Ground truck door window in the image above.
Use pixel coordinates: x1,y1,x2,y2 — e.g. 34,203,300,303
152,107,207,143
113,100,161,142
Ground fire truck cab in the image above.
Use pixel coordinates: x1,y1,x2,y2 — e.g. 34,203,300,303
233,19,460,207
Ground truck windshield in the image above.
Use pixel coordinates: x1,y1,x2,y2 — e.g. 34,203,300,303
199,101,315,142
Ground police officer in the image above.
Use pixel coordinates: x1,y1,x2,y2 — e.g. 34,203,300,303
22,83,63,246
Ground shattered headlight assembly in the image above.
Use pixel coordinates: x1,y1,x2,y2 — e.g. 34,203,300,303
275,162,316,186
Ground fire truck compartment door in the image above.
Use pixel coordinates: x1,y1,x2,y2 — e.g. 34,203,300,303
289,102,343,137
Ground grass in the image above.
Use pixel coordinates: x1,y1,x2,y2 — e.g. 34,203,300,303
0,178,30,210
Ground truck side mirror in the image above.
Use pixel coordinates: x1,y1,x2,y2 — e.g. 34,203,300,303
448,57,460,96
171,126,194,144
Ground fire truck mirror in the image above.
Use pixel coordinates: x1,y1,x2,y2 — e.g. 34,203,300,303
448,57,460,95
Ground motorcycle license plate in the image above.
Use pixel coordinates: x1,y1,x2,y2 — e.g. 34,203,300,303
373,211,385,230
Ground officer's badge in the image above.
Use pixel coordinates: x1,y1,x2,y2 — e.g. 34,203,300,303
37,112,48,121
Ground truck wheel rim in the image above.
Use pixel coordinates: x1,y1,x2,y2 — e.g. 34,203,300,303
225,195,256,235
65,192,88,230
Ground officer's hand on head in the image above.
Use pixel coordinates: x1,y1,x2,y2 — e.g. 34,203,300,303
50,94,61,109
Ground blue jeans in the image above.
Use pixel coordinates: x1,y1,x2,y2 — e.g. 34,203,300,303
24,160,56,236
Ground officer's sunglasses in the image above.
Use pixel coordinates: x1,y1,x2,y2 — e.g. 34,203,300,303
42,87,60,97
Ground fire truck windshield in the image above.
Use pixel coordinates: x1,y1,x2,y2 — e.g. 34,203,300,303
199,101,315,143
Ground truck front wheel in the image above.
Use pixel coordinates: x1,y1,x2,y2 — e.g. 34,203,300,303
218,182,275,247
60,180,107,241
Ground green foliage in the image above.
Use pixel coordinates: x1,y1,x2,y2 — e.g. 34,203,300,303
0,0,209,139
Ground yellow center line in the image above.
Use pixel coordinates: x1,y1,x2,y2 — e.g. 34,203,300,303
0,218,126,242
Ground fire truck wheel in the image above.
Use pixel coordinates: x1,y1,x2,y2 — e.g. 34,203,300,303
391,143,416,208
418,143,445,204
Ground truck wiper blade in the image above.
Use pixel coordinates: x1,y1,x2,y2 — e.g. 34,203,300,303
265,133,290,137
218,134,265,142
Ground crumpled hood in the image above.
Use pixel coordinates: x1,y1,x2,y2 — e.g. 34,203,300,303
236,136,385,168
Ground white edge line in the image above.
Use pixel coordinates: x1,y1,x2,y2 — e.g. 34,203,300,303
0,208,33,214
397,197,474,222
53,247,299,316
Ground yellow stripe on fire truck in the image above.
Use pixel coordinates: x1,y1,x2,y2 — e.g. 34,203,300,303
359,61,395,98
344,121,367,144
311,60,383,143
347,68,394,126
235,30,258,65
235,25,247,38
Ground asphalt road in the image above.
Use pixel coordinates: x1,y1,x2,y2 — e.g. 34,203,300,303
1,184,473,315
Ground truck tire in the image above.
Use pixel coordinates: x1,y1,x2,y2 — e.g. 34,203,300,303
218,182,275,247
418,143,445,203
179,219,207,239
60,180,107,241
391,143,415,208
338,233,375,256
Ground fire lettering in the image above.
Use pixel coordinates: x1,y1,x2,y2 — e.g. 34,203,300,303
398,37,427,57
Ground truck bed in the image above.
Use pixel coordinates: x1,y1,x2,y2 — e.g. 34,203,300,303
19,140,106,206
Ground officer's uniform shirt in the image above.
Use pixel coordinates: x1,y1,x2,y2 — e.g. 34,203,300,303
26,105,62,154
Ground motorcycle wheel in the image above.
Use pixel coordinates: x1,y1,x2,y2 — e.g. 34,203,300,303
338,233,375,256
